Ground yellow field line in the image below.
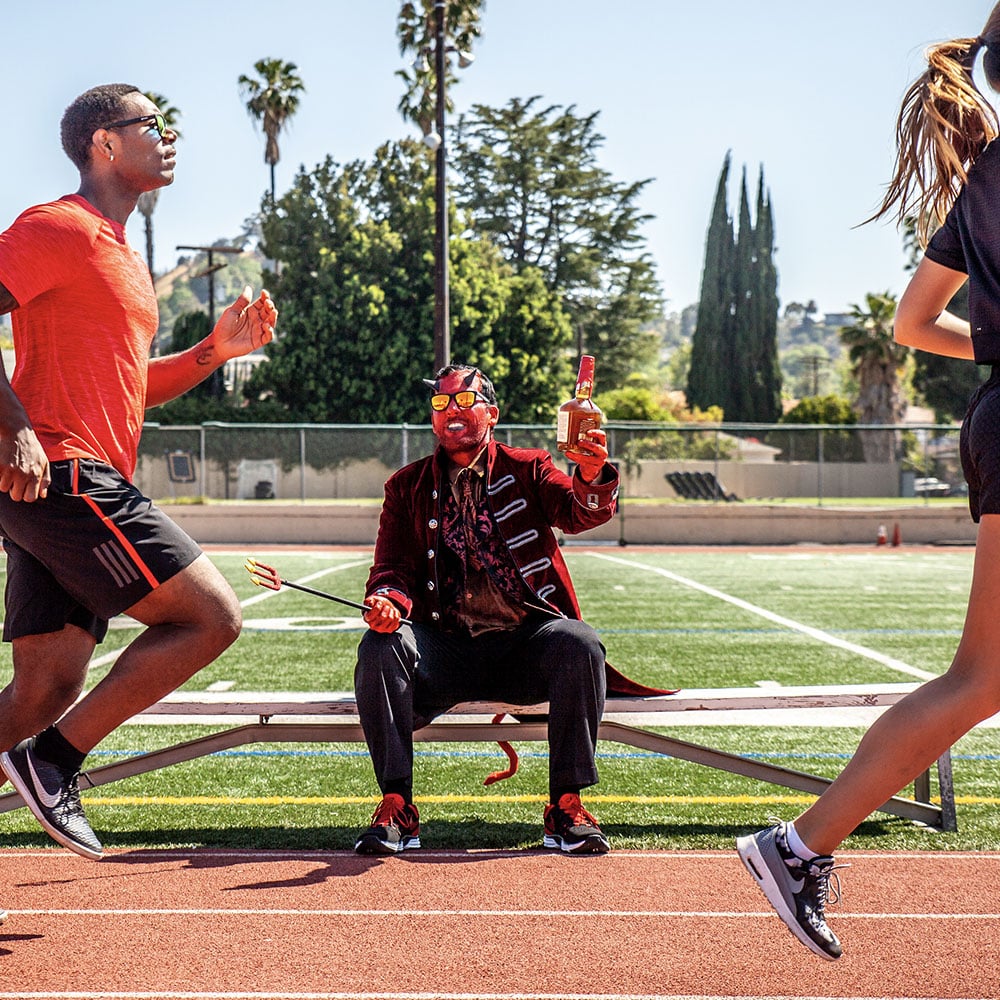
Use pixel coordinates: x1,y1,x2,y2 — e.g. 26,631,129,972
79,793,998,807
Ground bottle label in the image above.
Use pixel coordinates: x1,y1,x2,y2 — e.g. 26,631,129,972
557,410,569,443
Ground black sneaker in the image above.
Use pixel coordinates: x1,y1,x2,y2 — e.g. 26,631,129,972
543,793,610,854
0,738,103,860
737,823,843,960
355,793,421,855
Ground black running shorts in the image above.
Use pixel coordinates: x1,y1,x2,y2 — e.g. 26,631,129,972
960,366,1000,524
0,458,203,642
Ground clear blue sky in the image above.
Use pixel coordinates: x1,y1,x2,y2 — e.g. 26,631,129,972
2,0,989,316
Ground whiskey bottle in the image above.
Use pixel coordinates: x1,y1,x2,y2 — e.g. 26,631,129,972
557,355,603,451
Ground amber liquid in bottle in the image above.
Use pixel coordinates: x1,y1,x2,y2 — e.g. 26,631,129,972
557,355,603,451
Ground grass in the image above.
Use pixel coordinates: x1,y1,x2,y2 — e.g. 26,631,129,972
3,545,999,852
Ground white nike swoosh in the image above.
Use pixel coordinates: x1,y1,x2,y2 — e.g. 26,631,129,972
26,753,64,809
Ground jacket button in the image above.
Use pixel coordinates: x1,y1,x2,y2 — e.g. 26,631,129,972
427,580,435,591
427,549,435,559
431,611,440,620
428,518,438,529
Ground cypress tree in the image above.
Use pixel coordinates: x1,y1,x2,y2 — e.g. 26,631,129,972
688,153,735,412
753,171,782,422
688,155,782,421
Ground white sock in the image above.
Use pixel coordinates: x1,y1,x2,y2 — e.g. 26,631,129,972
783,821,821,861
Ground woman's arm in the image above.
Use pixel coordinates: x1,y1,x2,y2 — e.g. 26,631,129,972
894,257,974,359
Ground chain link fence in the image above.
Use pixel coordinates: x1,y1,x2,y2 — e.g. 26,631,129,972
137,421,965,505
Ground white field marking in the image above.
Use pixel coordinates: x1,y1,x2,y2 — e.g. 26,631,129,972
87,559,370,669
3,848,999,861
240,616,362,632
205,681,235,692
585,552,937,682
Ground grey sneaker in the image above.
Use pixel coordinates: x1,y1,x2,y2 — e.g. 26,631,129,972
0,738,103,860
737,823,843,960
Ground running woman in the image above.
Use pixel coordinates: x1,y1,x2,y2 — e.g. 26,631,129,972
0,84,276,874
738,7,1000,960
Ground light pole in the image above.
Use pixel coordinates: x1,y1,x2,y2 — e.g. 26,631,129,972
422,1,473,373
432,0,449,373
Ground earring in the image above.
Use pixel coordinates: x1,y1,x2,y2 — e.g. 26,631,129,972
109,154,114,162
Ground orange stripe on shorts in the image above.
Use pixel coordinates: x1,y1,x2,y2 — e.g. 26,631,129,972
80,493,160,590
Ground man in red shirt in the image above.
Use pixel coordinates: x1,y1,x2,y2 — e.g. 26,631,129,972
0,83,277,874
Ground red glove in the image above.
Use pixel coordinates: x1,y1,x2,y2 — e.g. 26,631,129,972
363,594,403,634
566,428,609,484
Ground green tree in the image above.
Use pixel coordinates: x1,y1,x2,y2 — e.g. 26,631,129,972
137,92,181,281
246,142,572,426
767,394,861,462
238,58,306,201
452,96,661,385
839,292,907,462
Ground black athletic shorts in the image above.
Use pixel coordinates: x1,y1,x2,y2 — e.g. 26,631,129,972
0,458,203,642
960,365,1000,523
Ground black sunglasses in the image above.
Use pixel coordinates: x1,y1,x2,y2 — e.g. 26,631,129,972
104,113,167,139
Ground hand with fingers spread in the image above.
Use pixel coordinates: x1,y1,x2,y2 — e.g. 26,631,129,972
211,285,277,362
363,594,403,634
565,428,609,484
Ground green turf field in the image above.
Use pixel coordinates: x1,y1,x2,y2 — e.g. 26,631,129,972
3,545,999,852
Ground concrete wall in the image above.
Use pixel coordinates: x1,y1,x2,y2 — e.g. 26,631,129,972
161,501,978,547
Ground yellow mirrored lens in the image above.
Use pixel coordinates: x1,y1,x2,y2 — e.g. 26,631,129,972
454,391,477,408
430,394,449,411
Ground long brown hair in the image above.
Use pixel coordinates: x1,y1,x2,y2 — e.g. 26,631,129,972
870,5,1000,245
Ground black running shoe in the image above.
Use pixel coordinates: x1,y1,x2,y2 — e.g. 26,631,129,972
543,793,610,854
355,793,421,855
737,822,843,960
0,738,103,860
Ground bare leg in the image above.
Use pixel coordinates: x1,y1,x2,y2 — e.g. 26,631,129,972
56,553,241,753
0,625,95,751
795,515,1000,854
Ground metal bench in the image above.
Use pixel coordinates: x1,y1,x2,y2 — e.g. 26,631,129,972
0,683,956,831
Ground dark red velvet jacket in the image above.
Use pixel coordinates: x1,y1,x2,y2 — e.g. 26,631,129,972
365,438,667,697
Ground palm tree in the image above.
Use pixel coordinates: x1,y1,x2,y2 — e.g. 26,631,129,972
238,59,305,201
137,92,182,279
839,292,908,463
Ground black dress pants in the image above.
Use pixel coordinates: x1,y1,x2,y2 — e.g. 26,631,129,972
354,616,607,794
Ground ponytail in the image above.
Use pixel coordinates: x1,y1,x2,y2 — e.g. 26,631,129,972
868,34,997,245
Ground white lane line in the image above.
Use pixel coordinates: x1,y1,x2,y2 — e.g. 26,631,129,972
10,908,1000,920
89,559,370,668
0,993,965,1000
586,552,937,681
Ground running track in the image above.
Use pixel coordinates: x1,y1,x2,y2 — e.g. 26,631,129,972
1,848,997,999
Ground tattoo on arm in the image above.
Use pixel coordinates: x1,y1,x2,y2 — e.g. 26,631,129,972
195,345,216,367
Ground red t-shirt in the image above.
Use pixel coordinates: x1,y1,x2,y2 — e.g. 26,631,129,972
0,194,157,480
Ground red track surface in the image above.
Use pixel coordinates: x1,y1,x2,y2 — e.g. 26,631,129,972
1,848,998,998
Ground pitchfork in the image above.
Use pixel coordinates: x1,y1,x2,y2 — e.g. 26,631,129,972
244,557,412,624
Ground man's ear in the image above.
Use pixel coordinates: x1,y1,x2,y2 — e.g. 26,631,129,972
91,128,115,163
